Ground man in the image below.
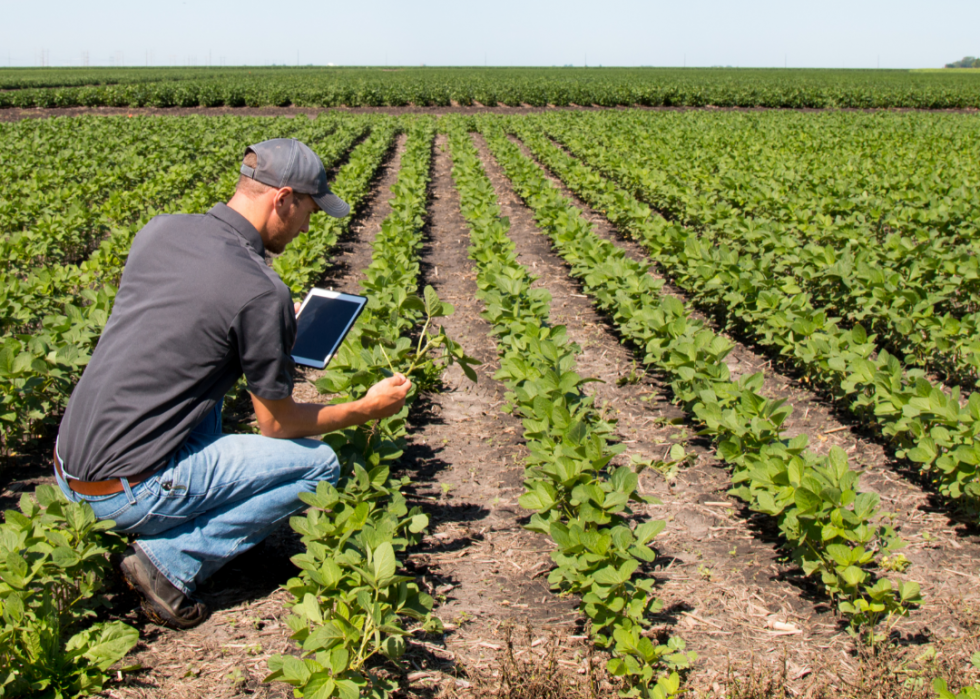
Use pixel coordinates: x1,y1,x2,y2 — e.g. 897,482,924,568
54,138,411,630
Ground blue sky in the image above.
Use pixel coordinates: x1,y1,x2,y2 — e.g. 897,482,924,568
1,0,977,69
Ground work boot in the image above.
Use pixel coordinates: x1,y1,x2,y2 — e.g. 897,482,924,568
119,545,209,630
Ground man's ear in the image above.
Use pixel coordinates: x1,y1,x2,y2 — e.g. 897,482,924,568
273,187,294,211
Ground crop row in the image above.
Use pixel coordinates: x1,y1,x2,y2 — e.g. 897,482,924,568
1,117,325,334
475,119,920,639
0,115,375,455
0,117,458,699
0,486,138,697
1,116,180,200
5,67,980,109
530,117,980,511
445,118,693,698
539,112,980,388
3,118,344,274
267,118,478,699
573,111,980,246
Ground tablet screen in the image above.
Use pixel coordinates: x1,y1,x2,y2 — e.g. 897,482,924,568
292,292,366,368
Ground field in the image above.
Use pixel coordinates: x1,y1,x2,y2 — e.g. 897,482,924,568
2,67,980,110
3,106,980,699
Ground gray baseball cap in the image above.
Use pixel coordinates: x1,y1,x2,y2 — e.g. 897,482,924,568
240,138,350,218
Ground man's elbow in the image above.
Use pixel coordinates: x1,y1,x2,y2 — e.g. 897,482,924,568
255,413,291,439
251,393,299,439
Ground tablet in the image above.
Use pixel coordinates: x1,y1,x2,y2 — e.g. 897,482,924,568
292,289,367,369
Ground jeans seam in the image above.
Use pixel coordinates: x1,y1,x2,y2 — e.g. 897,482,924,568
135,541,192,596
173,476,300,501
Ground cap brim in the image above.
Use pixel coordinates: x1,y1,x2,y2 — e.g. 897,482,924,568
313,190,350,218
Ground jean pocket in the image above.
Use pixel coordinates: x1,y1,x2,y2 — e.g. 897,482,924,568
154,457,191,498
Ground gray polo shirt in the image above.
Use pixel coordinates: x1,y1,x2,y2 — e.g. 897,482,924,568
58,203,296,482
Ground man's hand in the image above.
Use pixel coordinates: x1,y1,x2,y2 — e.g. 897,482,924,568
362,373,412,420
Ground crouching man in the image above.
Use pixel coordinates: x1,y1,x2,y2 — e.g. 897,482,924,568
53,138,410,629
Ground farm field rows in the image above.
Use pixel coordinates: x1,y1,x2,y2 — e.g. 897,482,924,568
3,109,980,698
2,66,980,110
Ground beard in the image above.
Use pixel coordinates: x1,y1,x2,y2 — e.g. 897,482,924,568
264,220,297,255
265,234,288,255
264,203,309,254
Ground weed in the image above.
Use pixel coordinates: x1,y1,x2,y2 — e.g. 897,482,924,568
616,363,644,386
879,553,911,572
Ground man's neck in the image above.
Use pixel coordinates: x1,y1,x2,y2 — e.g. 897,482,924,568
227,193,271,237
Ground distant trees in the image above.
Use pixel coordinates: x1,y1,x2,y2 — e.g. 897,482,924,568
945,56,980,68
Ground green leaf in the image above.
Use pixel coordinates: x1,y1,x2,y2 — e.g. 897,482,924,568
633,520,665,545
303,593,323,624
329,647,349,675
839,565,865,588
408,513,428,533
374,541,397,583
566,419,588,444
423,285,441,315
282,654,312,684
794,487,822,514
72,621,139,672
382,635,406,660
899,581,921,603
336,679,361,699
401,295,425,314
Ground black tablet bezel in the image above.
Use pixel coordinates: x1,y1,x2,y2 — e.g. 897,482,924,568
291,289,367,369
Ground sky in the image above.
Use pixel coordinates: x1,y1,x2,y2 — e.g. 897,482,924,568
1,0,977,70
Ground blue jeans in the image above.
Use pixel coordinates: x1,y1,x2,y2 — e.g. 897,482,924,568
55,404,339,595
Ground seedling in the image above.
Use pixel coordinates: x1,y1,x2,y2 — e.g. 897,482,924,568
616,363,644,386
879,553,910,572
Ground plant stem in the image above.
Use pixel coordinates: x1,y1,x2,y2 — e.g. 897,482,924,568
378,343,397,374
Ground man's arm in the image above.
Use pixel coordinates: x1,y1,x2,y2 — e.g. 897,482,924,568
250,373,412,440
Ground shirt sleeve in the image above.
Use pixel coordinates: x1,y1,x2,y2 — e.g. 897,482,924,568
229,290,296,400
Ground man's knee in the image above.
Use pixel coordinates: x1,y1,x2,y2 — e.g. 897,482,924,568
295,439,340,486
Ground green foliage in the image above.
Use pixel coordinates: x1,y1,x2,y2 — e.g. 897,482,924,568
544,110,980,390
934,653,980,697
445,118,690,699
537,110,980,514
3,67,980,109
0,485,137,698
477,117,920,639
944,57,980,69
267,118,475,699
0,114,372,455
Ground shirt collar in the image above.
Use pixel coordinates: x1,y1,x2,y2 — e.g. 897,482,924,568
208,203,265,257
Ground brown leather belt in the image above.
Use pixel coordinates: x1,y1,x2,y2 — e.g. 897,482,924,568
54,449,158,497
